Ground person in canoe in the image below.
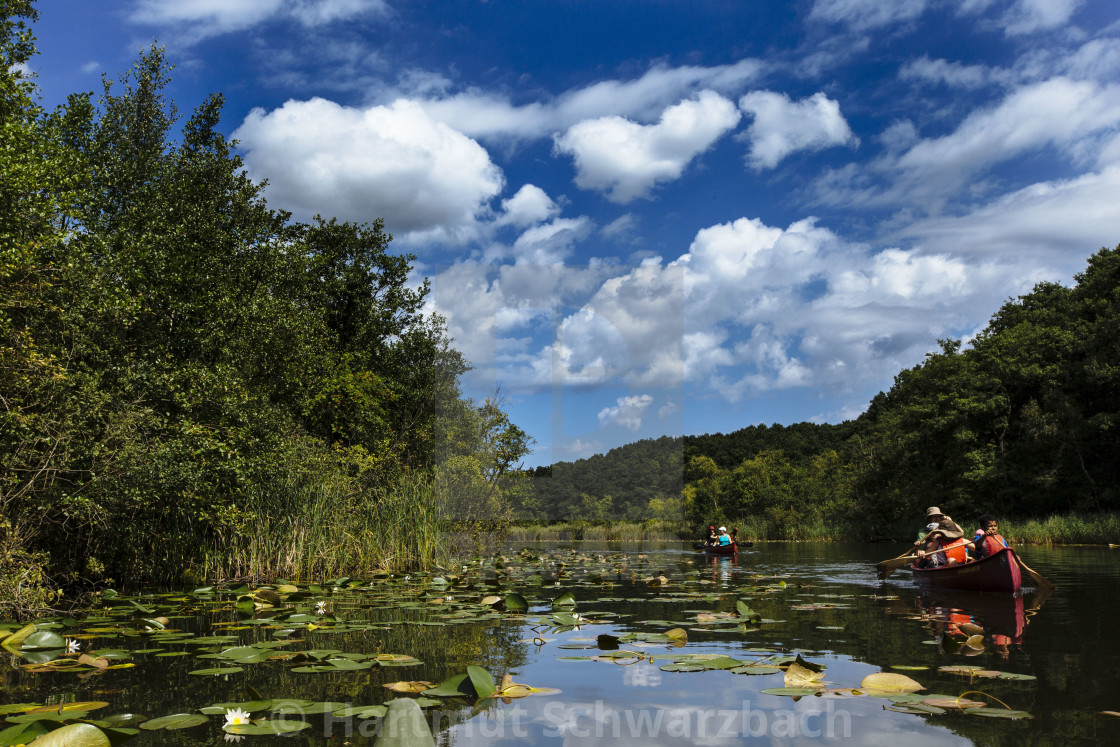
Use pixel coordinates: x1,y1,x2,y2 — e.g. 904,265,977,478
914,527,971,567
705,525,719,547
914,507,964,546
970,514,1010,559
717,526,732,546
913,508,968,568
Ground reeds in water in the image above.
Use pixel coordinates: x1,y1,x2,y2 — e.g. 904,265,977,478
197,470,442,583
998,512,1120,545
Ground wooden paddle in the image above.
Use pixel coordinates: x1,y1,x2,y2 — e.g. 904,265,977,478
876,531,935,579
876,552,918,579
1013,552,1055,590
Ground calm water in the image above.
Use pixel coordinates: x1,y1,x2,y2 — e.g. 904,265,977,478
2,542,1118,745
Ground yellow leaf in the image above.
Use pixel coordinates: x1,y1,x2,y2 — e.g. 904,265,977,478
859,672,924,693
1,623,36,649
382,680,433,693
784,661,825,686
78,654,109,670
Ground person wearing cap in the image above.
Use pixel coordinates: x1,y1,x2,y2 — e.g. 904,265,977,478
717,526,732,546
913,507,967,567
913,507,963,546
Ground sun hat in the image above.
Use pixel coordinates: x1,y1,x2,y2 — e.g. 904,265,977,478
718,526,727,532
925,507,943,517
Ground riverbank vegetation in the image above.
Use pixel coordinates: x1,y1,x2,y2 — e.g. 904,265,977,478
1,5,531,615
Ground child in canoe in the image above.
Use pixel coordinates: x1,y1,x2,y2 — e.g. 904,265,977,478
970,514,1010,559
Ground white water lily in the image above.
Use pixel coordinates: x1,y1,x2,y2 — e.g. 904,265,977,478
315,600,327,614
65,638,81,654
224,707,251,727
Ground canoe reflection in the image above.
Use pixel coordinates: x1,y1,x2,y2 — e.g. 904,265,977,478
906,587,1050,658
705,553,738,583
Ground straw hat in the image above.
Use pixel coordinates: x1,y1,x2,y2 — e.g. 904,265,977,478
925,507,943,517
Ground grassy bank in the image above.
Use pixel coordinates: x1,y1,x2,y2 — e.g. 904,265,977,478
506,511,1120,546
996,512,1120,545
505,520,689,544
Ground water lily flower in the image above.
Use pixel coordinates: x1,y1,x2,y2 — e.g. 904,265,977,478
224,707,251,727
315,600,327,614
65,638,81,654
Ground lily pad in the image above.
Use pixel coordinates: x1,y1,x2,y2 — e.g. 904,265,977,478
552,591,577,607
922,696,986,709
11,723,110,746
965,707,1033,719
226,718,311,735
188,666,244,675
20,630,66,650
332,704,388,718
659,663,706,672
271,701,348,715
860,672,924,693
503,593,529,613
139,713,210,730
0,703,40,715
0,623,37,649
0,720,56,745
27,702,109,714
761,687,822,697
384,680,434,694
467,665,496,698
374,699,436,747
731,664,782,675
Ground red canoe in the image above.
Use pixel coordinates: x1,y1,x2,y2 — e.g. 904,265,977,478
702,542,738,556
910,547,1022,593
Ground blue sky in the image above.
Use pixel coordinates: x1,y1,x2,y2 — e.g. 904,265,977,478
25,0,1120,467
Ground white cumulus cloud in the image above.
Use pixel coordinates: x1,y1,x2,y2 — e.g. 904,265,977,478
598,394,654,431
496,185,560,229
738,91,857,169
232,97,504,242
554,91,741,203
417,61,762,142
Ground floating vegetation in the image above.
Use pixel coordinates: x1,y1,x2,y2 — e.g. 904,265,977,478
0,546,1044,743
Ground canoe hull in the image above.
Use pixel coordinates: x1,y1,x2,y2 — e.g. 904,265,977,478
911,547,1022,593
702,542,738,556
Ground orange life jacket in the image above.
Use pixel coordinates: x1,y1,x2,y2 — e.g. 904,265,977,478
976,533,1009,558
941,537,969,564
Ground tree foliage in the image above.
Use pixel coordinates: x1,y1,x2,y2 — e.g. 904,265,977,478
1,17,528,592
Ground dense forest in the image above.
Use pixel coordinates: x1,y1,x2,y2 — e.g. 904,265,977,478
0,3,530,613
526,247,1120,539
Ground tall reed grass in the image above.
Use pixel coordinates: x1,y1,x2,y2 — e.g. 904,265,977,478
196,470,442,583
998,512,1120,544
